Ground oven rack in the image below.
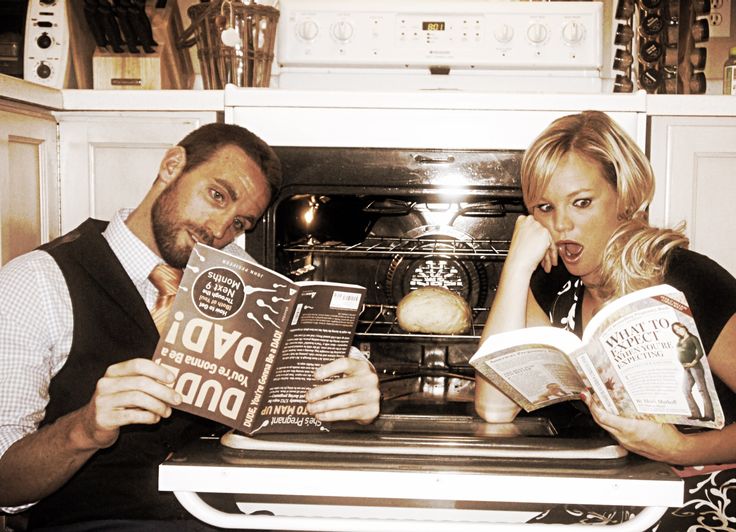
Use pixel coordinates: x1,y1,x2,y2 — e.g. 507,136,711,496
282,235,511,258
356,303,484,340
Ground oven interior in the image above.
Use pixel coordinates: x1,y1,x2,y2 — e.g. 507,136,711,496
245,146,605,440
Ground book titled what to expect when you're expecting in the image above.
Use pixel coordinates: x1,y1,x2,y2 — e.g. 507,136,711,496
470,284,724,429
151,243,366,435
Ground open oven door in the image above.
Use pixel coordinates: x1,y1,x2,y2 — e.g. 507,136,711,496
159,425,683,531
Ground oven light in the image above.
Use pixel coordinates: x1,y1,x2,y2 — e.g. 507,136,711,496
424,202,460,227
436,188,468,200
303,197,318,226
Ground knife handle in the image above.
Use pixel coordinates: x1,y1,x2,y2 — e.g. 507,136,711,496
98,2,125,53
83,3,108,47
131,0,158,49
115,5,140,53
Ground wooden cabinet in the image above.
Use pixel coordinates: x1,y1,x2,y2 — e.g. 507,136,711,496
57,111,218,233
648,116,736,276
0,101,59,265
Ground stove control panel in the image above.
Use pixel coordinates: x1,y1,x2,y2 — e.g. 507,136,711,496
278,0,602,70
23,0,70,88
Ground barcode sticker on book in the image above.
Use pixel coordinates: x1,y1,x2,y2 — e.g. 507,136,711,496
330,290,362,310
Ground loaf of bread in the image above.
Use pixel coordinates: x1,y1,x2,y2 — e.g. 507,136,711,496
396,286,472,334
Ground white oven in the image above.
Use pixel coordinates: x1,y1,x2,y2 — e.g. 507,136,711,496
157,87,684,531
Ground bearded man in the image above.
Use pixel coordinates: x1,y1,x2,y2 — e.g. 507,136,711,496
0,123,380,531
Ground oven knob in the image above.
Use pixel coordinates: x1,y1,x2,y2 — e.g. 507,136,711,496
36,32,53,49
527,23,549,44
492,24,514,44
562,21,585,45
36,62,52,79
331,21,354,43
296,20,319,42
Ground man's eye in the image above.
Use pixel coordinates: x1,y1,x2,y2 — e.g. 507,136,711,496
233,218,246,232
210,189,224,202
573,198,591,208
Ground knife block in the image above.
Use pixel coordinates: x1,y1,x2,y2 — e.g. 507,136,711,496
93,48,163,89
92,1,194,90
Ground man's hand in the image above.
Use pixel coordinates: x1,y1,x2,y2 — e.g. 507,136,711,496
0,359,182,506
305,357,380,424
75,358,181,450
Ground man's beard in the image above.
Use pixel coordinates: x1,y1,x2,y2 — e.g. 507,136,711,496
151,183,213,268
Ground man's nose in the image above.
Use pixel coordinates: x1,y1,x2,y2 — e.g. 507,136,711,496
207,215,231,240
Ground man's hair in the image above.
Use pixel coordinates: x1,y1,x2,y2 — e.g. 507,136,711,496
176,123,282,201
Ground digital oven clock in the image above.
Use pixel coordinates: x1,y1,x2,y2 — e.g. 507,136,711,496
422,21,446,31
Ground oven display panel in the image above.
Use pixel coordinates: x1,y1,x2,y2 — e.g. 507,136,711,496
421,21,446,31
400,14,482,45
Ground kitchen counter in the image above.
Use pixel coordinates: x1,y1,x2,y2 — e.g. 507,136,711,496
0,74,224,111
647,94,736,116
61,89,224,111
4,75,736,116
0,74,62,109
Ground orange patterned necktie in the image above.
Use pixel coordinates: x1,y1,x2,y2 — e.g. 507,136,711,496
148,264,183,334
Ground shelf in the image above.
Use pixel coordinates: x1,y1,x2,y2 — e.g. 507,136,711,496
282,236,511,258
356,303,485,340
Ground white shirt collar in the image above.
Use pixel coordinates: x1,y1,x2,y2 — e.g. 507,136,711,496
103,209,161,283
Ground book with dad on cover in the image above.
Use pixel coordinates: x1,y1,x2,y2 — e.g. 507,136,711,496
152,243,366,435
470,284,724,429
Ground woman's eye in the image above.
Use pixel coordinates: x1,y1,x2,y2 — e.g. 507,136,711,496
573,198,591,208
535,203,552,213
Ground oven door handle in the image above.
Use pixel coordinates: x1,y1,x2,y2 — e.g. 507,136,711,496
412,154,455,164
173,491,668,531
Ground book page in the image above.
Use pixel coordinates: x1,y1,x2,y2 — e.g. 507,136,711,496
471,327,585,412
254,281,366,433
581,285,725,428
152,244,298,431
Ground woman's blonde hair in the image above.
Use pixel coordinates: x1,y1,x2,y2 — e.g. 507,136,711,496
521,111,688,300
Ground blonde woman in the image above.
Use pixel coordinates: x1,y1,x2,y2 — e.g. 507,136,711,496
477,111,736,528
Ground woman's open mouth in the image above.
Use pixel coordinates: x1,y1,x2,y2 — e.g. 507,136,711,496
558,241,583,264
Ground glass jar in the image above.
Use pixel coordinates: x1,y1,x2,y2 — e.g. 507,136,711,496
724,46,736,95
641,13,665,35
640,39,664,63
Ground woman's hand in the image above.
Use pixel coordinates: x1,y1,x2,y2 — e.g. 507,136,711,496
507,215,558,274
306,357,380,424
581,390,687,463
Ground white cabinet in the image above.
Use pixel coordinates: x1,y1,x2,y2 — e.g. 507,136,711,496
0,101,59,265
57,111,218,233
649,116,736,277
